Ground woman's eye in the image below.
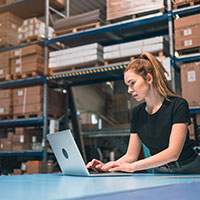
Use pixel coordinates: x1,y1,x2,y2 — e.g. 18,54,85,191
130,81,135,86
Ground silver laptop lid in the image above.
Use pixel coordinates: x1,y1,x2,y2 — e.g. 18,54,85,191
47,129,90,176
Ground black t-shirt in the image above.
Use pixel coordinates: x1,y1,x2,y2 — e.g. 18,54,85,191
130,96,196,162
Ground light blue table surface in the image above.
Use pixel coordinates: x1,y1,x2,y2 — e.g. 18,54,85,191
0,173,200,200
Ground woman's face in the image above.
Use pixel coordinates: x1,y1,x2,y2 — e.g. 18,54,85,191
124,69,151,101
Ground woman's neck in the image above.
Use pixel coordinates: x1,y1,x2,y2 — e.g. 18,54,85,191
145,91,164,115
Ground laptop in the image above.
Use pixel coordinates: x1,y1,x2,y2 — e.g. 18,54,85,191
47,129,133,177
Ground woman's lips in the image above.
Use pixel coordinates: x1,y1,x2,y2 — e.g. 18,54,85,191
132,94,138,98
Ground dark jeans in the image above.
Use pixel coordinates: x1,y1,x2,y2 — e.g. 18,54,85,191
153,155,200,174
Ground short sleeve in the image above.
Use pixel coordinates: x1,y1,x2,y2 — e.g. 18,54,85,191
172,98,191,125
130,108,138,133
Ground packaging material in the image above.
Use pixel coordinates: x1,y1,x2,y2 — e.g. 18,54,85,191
53,9,105,35
107,0,165,21
0,12,22,47
13,86,64,117
0,138,12,151
104,36,169,65
25,160,43,174
9,44,44,76
181,61,200,107
174,14,200,51
49,43,104,70
18,17,54,43
0,50,10,79
0,89,12,116
0,0,6,6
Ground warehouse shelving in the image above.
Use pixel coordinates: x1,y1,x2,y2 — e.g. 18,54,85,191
1,1,200,172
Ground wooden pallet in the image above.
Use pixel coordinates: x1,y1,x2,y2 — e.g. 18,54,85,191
12,71,43,80
173,0,200,9
104,51,165,65
18,35,43,45
107,8,165,24
13,112,43,119
55,22,101,35
0,115,12,120
177,47,200,55
0,74,12,82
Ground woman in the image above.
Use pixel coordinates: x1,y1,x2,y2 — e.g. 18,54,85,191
87,52,200,174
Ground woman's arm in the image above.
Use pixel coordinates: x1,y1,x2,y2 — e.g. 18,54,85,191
102,123,188,172
117,134,142,163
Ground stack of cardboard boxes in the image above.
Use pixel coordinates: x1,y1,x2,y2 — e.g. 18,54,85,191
0,89,12,118
10,44,44,78
0,51,10,80
18,17,55,43
175,14,200,107
0,12,22,48
106,0,165,22
13,85,65,118
175,14,200,52
0,128,42,152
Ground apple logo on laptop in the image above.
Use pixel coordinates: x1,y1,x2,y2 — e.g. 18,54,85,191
62,148,69,159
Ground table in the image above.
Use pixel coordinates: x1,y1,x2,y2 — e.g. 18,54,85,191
0,173,200,200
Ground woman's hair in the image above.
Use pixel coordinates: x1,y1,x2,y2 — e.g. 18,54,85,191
124,52,179,99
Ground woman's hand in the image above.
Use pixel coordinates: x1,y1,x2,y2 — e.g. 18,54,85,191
86,159,106,173
101,161,136,173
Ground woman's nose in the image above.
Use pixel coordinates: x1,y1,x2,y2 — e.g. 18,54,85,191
128,86,133,94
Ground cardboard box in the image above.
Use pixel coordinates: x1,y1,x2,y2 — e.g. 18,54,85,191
12,143,31,151
0,21,19,35
174,14,200,30
0,89,12,99
0,33,18,47
9,44,44,59
0,12,22,25
175,25,200,41
0,138,12,151
10,54,44,74
0,0,6,6
0,51,9,67
175,36,200,50
181,62,200,106
13,103,43,115
13,86,43,98
107,0,165,21
25,160,43,174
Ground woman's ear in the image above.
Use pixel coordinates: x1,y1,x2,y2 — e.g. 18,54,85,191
146,73,153,84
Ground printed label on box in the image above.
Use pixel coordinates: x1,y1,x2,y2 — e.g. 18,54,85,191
187,71,196,82
29,25,33,30
183,29,192,36
32,136,37,143
0,108,4,113
0,69,4,75
18,90,23,96
184,40,192,46
15,67,21,73
11,23,17,30
20,135,24,143
28,31,33,37
16,58,21,65
23,20,28,26
14,50,20,56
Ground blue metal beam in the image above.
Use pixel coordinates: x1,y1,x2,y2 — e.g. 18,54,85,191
0,76,44,89
0,117,44,127
0,150,44,157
